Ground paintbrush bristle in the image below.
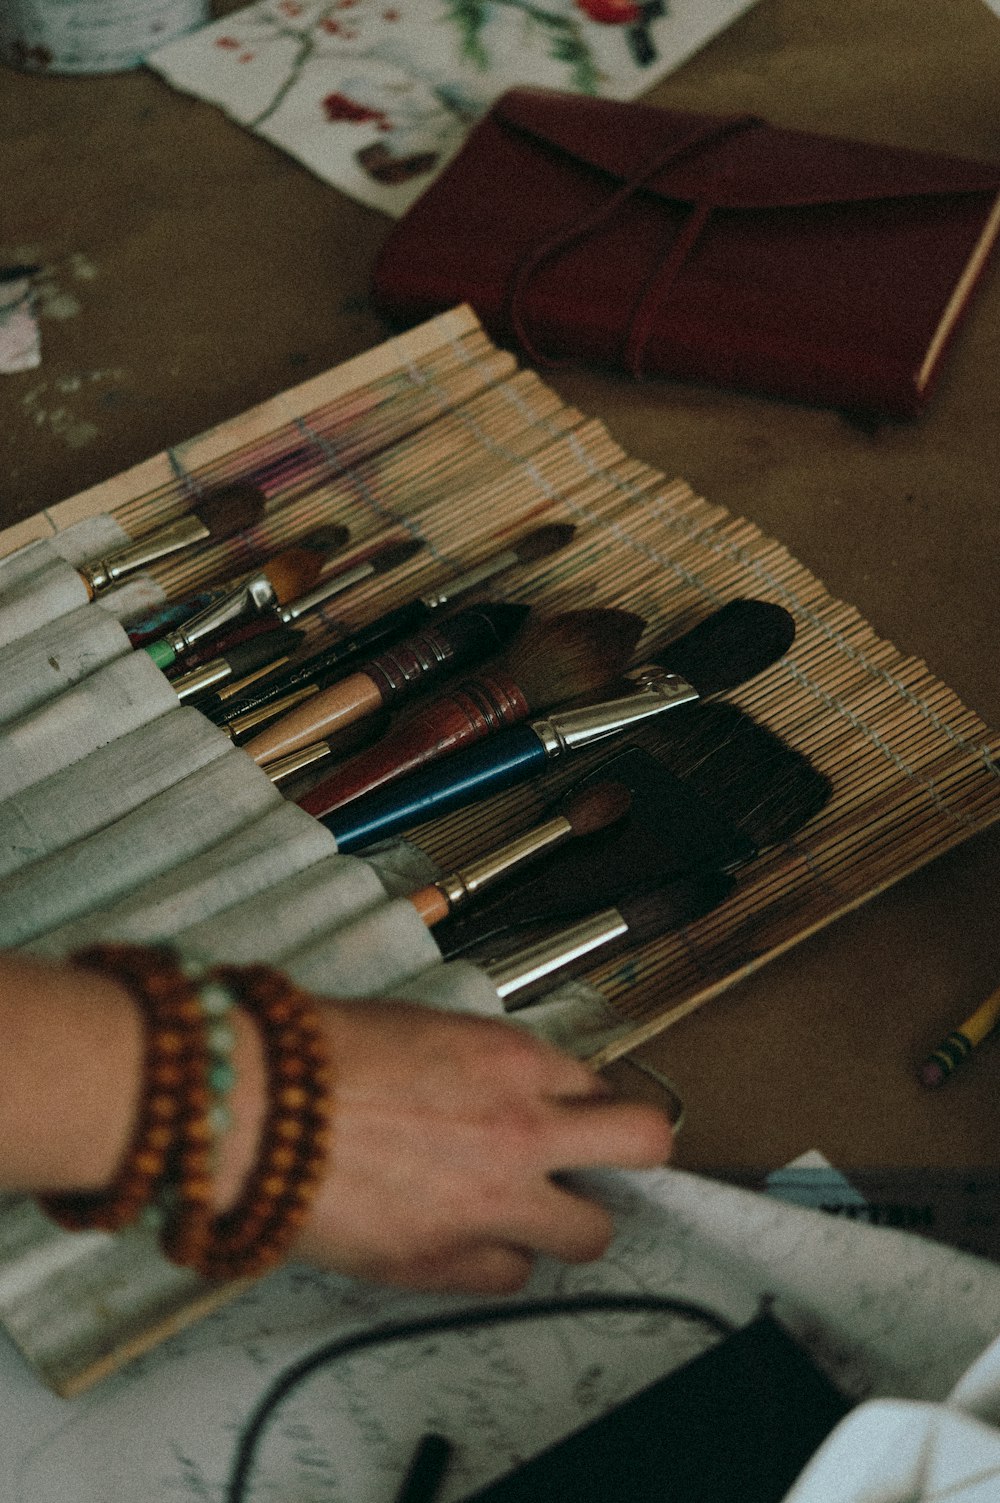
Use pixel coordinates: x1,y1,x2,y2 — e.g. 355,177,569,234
370,537,425,574
298,523,351,556
617,874,734,943
195,484,267,541
264,547,327,604
652,599,795,697
511,522,576,563
501,608,646,709
643,702,832,847
561,780,632,838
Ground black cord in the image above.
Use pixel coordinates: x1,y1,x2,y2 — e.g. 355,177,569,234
225,1290,738,1502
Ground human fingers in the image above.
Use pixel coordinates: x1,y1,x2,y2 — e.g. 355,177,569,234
411,1243,537,1295
492,1179,616,1266
541,1098,674,1171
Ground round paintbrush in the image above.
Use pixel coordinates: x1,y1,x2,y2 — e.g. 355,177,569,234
125,522,351,651
296,607,647,820
313,597,798,852
484,875,735,1009
207,521,576,728
143,537,421,671
240,602,532,766
407,779,632,925
77,484,266,596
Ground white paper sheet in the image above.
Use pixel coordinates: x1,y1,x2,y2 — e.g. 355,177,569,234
1,1164,999,1503
148,0,760,215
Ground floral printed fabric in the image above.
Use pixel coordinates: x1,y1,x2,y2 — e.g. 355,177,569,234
147,0,758,214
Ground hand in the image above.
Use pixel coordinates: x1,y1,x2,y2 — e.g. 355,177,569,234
292,999,673,1294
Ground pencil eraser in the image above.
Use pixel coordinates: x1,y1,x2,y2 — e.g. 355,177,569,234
918,1060,945,1088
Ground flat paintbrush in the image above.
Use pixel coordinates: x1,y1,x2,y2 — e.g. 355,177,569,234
76,483,266,597
406,779,632,925
143,537,422,671
296,607,647,819
209,521,576,727
309,597,794,851
434,714,831,957
240,601,531,766
484,878,736,1010
168,627,305,703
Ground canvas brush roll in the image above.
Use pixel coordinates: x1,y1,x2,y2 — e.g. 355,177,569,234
372,86,1000,417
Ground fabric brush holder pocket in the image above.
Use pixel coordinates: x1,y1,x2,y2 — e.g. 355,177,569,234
0,512,166,650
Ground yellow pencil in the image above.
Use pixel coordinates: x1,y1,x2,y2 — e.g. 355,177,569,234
919,983,1000,1087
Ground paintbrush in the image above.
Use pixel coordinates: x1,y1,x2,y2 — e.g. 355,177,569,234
483,878,736,1010
434,712,831,957
125,522,351,649
168,626,305,703
76,483,266,597
207,522,576,727
239,602,532,766
143,537,422,671
307,597,794,851
406,780,632,926
295,607,647,819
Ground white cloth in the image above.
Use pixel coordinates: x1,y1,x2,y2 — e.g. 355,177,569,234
0,603,131,727
0,651,179,802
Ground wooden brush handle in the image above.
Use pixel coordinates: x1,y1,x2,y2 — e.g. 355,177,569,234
246,609,525,767
244,671,383,765
408,885,451,925
297,671,530,819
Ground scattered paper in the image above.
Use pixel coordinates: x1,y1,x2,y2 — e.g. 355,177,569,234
147,0,760,214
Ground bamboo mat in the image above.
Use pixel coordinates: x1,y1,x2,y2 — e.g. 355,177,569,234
5,302,1000,1063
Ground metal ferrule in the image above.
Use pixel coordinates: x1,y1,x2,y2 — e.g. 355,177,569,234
487,907,627,1006
436,814,572,910
528,673,700,758
420,550,517,610
80,515,210,592
165,574,277,654
213,657,293,703
226,682,318,738
173,658,233,702
277,560,375,624
265,741,332,784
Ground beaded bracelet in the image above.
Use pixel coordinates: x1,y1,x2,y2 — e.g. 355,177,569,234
164,964,333,1283
39,944,332,1285
39,943,232,1236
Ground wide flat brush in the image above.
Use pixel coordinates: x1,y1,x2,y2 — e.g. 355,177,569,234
483,878,736,1010
434,714,831,957
407,779,633,925
143,537,422,670
76,483,266,597
168,627,305,703
310,598,794,852
296,607,647,819
240,602,531,767
209,521,576,727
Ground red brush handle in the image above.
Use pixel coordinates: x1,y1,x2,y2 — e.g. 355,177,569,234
297,671,531,818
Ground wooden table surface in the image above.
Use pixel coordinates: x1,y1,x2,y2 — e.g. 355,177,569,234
2,0,999,1214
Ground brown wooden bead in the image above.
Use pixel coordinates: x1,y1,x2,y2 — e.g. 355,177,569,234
181,963,333,1282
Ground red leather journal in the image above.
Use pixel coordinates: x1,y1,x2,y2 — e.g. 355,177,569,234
372,87,1000,417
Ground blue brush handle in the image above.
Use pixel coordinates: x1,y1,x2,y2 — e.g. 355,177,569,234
323,725,549,852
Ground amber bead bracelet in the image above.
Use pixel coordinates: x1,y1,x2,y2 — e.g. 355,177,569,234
39,943,331,1283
